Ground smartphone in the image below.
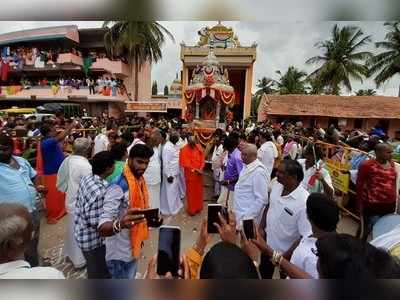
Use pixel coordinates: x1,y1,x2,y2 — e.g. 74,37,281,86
242,218,255,240
131,208,161,227
207,204,227,234
157,226,181,276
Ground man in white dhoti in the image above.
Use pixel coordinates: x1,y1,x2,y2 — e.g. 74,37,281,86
211,135,224,201
160,132,183,215
57,138,92,269
257,130,278,181
175,132,187,200
144,130,162,209
234,144,269,228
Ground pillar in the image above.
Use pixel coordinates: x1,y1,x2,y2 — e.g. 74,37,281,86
243,64,254,120
181,66,189,119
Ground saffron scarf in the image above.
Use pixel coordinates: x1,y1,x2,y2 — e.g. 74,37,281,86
123,164,149,258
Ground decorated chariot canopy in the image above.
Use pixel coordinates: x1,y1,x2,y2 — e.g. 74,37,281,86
183,47,235,106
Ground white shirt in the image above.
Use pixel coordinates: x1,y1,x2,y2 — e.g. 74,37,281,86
176,137,187,150
265,181,312,252
234,160,269,227
290,236,319,278
127,138,145,155
211,144,224,170
143,146,162,185
162,141,180,178
298,159,333,194
93,133,109,155
0,260,65,279
257,141,278,177
59,155,92,213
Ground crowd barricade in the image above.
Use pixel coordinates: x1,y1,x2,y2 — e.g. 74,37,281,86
295,135,378,221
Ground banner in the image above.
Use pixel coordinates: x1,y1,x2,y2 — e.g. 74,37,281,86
325,161,350,193
126,102,167,113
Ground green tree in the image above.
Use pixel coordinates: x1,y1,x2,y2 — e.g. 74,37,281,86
254,77,276,97
251,77,276,116
355,89,377,96
103,21,174,101
251,94,262,117
164,85,169,96
152,81,158,95
306,24,372,95
369,22,400,96
275,66,307,94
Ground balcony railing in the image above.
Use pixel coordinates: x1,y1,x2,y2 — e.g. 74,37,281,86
91,58,130,76
0,86,127,101
57,53,83,66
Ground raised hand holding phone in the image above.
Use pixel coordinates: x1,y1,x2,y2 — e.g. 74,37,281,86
214,210,237,244
157,226,181,277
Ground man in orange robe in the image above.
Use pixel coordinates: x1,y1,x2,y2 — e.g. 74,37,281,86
179,135,205,216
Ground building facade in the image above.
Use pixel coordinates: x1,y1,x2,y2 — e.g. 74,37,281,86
181,22,256,122
0,25,151,118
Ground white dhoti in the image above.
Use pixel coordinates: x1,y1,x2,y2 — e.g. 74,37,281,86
178,167,186,200
218,186,235,210
62,213,86,269
160,175,183,215
213,168,222,197
148,183,161,209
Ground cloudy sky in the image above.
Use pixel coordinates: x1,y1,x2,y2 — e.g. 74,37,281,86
0,21,398,96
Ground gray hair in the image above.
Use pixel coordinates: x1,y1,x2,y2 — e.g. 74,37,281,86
0,204,30,250
73,138,91,156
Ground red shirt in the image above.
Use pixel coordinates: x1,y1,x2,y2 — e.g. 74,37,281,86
356,160,397,213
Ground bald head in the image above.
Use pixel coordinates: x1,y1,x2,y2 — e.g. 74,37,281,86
375,143,393,163
0,203,32,262
241,143,258,165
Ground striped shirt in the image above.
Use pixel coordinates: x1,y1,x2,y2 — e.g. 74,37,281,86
74,175,109,251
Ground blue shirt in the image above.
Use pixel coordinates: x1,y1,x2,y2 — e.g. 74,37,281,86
224,148,244,191
41,138,65,175
0,156,38,212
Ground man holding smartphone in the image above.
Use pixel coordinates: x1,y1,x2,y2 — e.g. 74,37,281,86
98,144,156,279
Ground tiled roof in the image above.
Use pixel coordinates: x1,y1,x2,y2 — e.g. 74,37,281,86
258,94,400,120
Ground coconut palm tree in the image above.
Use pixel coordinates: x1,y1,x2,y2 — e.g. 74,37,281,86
251,77,276,116
306,24,372,95
103,21,174,101
368,22,400,96
355,89,377,96
275,66,307,94
254,77,276,96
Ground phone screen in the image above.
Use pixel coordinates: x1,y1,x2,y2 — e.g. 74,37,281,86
208,204,224,234
242,219,255,240
157,226,181,276
131,208,160,227
142,208,159,225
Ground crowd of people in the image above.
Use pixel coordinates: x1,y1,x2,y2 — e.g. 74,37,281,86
7,76,126,97
0,113,399,279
